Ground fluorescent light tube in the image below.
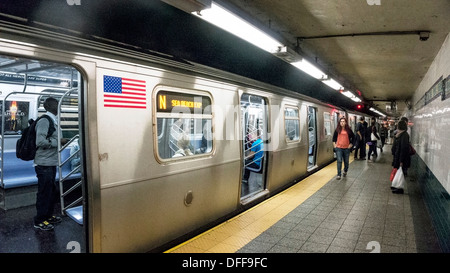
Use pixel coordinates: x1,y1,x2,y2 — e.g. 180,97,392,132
322,78,344,90
193,3,283,53
291,59,327,79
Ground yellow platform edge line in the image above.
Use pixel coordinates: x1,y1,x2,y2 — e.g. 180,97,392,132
165,158,349,253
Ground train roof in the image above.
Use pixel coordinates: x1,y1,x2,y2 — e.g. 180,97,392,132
0,0,375,116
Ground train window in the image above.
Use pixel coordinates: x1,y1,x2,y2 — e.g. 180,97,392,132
284,106,300,142
324,112,331,136
155,90,213,160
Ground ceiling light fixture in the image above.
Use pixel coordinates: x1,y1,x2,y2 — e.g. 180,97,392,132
322,78,344,90
291,59,327,79
193,3,284,53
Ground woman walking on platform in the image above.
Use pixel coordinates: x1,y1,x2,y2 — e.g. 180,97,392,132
333,117,355,180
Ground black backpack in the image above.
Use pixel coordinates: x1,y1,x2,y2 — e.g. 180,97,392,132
16,115,55,161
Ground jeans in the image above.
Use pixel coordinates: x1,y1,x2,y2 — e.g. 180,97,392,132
336,148,350,176
34,165,57,224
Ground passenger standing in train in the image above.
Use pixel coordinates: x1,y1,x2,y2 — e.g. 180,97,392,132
33,97,68,231
367,122,380,162
354,117,366,160
391,120,411,194
333,117,355,180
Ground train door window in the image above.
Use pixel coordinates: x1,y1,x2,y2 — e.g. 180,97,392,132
333,112,340,130
155,90,212,160
307,106,317,169
284,106,300,142
352,116,358,132
323,112,331,136
240,93,268,200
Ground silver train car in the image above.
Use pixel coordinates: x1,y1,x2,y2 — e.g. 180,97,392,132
0,23,372,252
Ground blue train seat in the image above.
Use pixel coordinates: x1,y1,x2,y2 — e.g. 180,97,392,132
2,148,81,189
245,154,264,173
66,205,83,225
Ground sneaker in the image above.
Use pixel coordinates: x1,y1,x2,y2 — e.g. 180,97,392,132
337,175,341,180
343,172,347,177
47,216,62,225
34,221,54,231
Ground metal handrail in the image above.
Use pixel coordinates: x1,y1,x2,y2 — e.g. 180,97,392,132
57,88,83,215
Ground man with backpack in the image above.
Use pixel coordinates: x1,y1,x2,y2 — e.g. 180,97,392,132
33,97,68,231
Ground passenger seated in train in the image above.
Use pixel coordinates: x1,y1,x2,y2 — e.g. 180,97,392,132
70,138,81,172
172,134,194,157
243,130,264,182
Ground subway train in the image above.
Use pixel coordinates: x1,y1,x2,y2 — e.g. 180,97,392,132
0,11,374,252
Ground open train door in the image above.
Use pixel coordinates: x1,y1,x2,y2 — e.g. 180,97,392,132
0,54,87,252
240,93,268,202
307,106,318,170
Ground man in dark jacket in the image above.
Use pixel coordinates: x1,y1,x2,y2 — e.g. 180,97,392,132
354,117,366,160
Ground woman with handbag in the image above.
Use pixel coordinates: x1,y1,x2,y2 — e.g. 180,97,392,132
367,122,380,162
391,120,411,194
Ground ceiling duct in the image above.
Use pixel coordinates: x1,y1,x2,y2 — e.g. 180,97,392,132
273,46,302,63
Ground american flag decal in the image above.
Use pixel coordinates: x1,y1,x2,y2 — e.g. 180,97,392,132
103,75,147,109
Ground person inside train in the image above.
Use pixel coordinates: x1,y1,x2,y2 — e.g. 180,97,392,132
243,129,264,183
333,117,355,180
391,120,411,194
172,134,194,157
245,128,255,150
354,116,366,160
34,97,68,231
70,138,81,171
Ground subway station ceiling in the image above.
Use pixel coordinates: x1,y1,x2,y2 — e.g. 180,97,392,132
1,1,448,117
194,0,450,116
